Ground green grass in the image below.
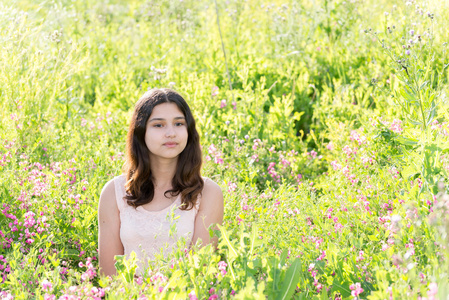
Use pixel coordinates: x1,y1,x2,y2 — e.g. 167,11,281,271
1,0,449,299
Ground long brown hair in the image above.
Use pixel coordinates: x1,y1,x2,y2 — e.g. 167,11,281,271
123,88,203,210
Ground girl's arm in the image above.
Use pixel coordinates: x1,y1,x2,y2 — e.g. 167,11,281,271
191,179,224,248
98,179,124,277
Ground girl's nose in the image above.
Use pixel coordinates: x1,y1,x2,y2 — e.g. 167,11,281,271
165,126,176,137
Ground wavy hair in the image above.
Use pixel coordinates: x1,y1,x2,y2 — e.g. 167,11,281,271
123,88,203,210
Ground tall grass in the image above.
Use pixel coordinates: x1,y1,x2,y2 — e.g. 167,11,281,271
1,0,449,299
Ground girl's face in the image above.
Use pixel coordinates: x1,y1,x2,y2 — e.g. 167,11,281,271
145,103,188,161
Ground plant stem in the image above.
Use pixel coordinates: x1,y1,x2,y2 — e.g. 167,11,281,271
214,0,234,102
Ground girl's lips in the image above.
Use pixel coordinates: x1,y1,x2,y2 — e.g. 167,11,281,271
164,142,177,148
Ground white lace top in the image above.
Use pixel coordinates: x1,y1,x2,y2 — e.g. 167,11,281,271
113,174,201,273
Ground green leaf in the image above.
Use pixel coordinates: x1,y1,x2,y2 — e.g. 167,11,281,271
276,258,301,300
401,164,420,180
161,270,182,294
219,225,238,260
367,235,379,242
394,135,418,146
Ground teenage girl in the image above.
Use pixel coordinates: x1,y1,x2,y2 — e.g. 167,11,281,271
98,88,224,276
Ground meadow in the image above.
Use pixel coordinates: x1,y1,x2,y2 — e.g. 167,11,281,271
1,0,449,299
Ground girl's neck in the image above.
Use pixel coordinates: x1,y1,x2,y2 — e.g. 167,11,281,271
150,157,177,188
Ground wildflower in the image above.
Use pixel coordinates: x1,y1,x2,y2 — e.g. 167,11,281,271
350,130,367,145
218,261,227,275
41,279,53,292
350,282,364,297
342,145,356,157
356,251,365,262
211,86,219,97
405,50,411,55
331,161,342,170
308,263,315,272
390,119,403,133
391,215,401,223
220,99,227,108
427,283,438,300
188,291,198,300
227,182,237,193
23,211,36,228
317,250,326,261
430,119,439,130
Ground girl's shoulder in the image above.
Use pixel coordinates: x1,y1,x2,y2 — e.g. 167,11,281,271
99,174,126,208
199,177,223,209
202,177,220,190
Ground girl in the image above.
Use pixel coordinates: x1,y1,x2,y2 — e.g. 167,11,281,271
98,88,224,276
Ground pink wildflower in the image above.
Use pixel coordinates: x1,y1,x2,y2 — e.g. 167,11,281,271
342,145,356,157
350,130,367,145
390,119,403,134
350,282,364,297
188,291,198,300
331,161,342,170
218,261,227,276
211,86,219,97
41,279,53,292
427,283,438,300
220,100,227,108
228,183,237,193
23,211,36,228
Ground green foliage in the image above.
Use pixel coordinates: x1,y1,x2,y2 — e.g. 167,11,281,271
1,0,449,299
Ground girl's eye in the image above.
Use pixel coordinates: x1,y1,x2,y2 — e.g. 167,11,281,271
153,124,163,128
175,122,185,126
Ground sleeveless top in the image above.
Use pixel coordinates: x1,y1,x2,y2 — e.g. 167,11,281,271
113,174,202,273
